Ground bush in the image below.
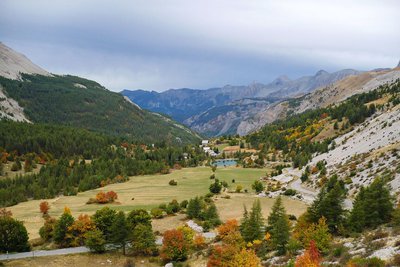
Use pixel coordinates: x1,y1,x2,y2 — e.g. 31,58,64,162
169,179,178,186
391,254,400,266
347,257,385,267
235,184,243,193
252,180,264,193
209,180,222,194
0,216,30,252
150,208,164,219
283,189,297,196
123,259,135,267
180,200,188,209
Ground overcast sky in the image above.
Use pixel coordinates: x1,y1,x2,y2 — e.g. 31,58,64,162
1,0,399,92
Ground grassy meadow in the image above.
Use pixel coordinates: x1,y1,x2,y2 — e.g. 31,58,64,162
7,166,307,240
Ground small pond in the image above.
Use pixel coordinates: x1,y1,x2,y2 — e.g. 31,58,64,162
212,159,237,167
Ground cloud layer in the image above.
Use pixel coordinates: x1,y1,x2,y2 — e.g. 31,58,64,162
1,0,399,91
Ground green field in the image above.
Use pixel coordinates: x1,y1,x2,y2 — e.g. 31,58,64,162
7,166,307,240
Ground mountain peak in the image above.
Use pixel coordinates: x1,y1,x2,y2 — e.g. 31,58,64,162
397,60,400,68
315,69,329,76
272,75,291,85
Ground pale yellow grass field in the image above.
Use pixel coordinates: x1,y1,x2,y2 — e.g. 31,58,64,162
3,252,158,267
7,166,306,240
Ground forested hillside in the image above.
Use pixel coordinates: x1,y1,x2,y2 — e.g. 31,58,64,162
0,74,200,145
0,121,206,207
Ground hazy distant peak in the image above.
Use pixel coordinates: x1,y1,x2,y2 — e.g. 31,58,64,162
315,69,329,76
0,42,51,80
272,75,291,85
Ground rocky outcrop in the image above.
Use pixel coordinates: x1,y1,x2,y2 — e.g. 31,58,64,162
0,42,51,80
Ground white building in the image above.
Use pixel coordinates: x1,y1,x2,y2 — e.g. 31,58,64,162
201,140,209,146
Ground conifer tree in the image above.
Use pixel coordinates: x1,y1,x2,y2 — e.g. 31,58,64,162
241,200,264,242
203,203,222,227
110,211,130,255
348,178,394,232
53,207,75,247
131,223,156,255
187,197,202,219
267,196,290,255
307,175,346,233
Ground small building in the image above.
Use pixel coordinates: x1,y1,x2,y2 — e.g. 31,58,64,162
203,146,211,152
201,140,209,146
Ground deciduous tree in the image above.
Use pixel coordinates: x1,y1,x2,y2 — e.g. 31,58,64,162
39,201,50,217
161,229,189,262
0,216,30,252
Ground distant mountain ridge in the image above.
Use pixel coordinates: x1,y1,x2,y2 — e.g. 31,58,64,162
0,42,200,144
122,69,361,136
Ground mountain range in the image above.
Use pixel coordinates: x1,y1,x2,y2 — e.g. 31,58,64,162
0,42,200,145
122,69,362,136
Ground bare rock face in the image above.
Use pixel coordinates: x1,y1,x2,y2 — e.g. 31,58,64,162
0,42,51,80
0,86,30,122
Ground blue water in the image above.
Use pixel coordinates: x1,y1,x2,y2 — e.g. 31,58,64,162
212,159,237,167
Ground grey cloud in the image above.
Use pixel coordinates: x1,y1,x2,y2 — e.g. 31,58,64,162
0,0,399,91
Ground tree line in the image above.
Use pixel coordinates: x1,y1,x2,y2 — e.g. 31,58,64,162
0,143,206,207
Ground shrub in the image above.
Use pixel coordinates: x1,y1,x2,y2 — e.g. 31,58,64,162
151,208,164,219
391,254,400,266
235,184,243,193
88,191,118,204
252,180,265,193
123,259,135,267
346,257,385,267
283,189,297,196
209,180,222,194
0,216,30,252
169,179,178,186
180,200,188,209
39,201,50,216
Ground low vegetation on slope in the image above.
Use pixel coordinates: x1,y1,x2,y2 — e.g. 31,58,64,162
0,74,200,145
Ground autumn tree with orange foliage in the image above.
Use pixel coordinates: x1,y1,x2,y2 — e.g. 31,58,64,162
208,219,260,267
39,201,50,217
160,229,189,262
295,240,321,267
194,234,206,250
66,214,96,246
105,191,118,202
91,191,118,204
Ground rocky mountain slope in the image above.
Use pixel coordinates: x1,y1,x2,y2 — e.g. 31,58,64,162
263,78,400,208
0,42,50,80
0,43,200,144
228,68,400,136
122,69,360,135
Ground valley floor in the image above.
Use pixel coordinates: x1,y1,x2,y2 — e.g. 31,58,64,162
7,166,307,240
